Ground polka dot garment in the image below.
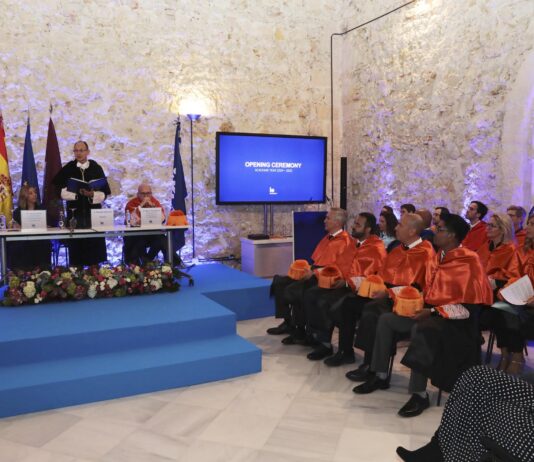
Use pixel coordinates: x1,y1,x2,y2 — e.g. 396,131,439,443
439,366,534,462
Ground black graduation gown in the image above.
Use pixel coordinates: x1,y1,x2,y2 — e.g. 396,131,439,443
53,160,111,266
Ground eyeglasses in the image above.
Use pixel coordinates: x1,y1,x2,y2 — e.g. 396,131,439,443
73,149,88,153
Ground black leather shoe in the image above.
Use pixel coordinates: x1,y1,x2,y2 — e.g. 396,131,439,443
324,350,356,367
398,393,429,418
345,363,372,382
266,321,291,335
352,375,389,394
307,345,333,361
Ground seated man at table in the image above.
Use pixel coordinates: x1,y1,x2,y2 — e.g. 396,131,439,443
124,183,166,265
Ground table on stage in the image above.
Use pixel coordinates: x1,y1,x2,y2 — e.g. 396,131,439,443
0,225,188,280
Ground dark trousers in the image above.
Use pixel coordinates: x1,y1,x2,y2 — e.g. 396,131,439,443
304,286,352,344
284,276,318,330
270,275,295,320
371,312,427,393
124,235,167,265
481,308,525,353
350,297,394,362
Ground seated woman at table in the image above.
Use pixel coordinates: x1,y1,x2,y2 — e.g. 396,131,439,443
6,184,52,270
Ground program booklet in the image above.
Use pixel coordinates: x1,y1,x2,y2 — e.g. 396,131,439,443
67,177,108,194
500,275,534,306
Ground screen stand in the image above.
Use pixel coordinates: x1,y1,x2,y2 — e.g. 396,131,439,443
263,204,268,235
262,204,274,237
269,205,274,236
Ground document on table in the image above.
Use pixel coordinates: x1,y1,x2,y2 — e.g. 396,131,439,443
20,210,47,231
500,275,534,306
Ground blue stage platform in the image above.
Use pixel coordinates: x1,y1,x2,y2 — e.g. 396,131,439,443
0,264,274,418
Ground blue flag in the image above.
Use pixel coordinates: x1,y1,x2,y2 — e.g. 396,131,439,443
171,119,187,250
21,117,41,203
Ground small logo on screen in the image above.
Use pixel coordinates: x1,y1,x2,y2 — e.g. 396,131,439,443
269,186,278,195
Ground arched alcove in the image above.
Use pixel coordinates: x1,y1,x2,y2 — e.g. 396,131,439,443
501,50,534,208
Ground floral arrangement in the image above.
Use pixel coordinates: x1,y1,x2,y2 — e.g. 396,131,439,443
2,263,182,307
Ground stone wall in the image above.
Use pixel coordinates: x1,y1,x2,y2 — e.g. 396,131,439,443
0,0,340,261
340,0,534,217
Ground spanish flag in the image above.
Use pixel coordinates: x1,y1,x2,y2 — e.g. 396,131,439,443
0,112,13,222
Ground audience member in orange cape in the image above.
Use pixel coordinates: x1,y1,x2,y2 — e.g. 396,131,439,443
335,213,434,377
298,213,386,361
478,213,523,374
462,200,489,251
507,205,527,247
353,214,493,419
430,206,449,234
266,208,352,336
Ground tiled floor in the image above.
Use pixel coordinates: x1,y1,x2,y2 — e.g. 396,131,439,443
0,317,532,462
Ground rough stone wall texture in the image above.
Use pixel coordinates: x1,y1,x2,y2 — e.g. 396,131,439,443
340,0,534,217
0,0,340,261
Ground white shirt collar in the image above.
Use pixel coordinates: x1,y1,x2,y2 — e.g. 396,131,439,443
330,229,343,238
470,219,480,229
76,160,90,170
407,237,423,249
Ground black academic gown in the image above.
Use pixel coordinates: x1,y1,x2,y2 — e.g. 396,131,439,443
53,160,111,266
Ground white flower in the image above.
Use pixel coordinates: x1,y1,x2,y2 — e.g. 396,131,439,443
107,278,118,289
126,278,131,283
134,266,141,274
152,279,162,291
161,265,172,274
34,295,42,304
88,284,97,298
69,267,77,273
99,281,106,290
38,271,51,277
23,282,36,298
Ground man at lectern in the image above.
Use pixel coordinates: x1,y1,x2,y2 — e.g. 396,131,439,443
123,182,166,264
53,140,111,266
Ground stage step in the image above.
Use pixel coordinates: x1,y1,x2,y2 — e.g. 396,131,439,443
0,335,261,418
0,294,237,366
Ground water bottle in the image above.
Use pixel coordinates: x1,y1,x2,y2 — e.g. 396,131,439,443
0,214,6,230
58,210,65,229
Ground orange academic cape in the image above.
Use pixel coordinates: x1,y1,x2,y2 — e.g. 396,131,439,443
518,247,534,282
476,242,521,281
516,228,526,248
424,247,493,306
462,221,488,252
311,231,353,267
378,240,435,290
333,235,386,280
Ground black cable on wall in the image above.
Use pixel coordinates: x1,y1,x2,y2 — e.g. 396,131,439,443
329,1,418,205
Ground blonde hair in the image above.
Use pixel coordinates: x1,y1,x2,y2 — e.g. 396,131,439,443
18,184,38,210
490,213,515,244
